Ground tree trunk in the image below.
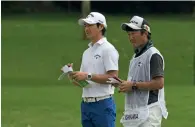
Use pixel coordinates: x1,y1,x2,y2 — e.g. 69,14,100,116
193,5,195,17
40,1,55,12
82,1,91,40
67,1,71,13
193,34,195,85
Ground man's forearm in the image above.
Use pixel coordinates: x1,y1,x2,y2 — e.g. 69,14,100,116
91,73,117,84
136,77,164,90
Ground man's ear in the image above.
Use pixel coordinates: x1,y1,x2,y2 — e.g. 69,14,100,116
142,30,148,37
146,31,149,36
99,24,104,31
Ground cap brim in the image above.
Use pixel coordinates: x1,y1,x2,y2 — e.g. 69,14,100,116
121,23,141,31
78,18,97,26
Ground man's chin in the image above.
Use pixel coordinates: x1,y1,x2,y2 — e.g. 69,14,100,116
131,43,137,48
86,35,92,40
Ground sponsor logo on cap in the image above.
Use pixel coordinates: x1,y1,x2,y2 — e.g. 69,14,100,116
130,20,138,24
98,20,103,23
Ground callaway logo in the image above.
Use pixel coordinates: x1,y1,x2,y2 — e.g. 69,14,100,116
98,20,103,23
87,14,94,18
94,54,101,59
138,62,142,67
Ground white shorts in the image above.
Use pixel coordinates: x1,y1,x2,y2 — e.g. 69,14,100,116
139,105,162,127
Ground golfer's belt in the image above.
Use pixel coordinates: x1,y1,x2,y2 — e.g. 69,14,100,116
83,94,112,102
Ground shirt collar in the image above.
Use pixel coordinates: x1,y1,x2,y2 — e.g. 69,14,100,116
88,37,107,47
134,40,153,57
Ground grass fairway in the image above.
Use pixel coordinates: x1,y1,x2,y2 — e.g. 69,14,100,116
1,13,195,127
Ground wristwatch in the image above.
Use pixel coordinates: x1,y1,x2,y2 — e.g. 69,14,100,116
132,81,138,90
87,73,93,80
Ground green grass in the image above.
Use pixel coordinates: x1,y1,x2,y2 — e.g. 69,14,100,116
1,13,195,127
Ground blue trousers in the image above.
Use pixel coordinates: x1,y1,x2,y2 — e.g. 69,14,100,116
81,97,116,127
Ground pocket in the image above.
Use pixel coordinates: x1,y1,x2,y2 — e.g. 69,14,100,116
105,106,116,116
120,107,149,127
104,106,116,122
148,106,162,125
103,98,116,118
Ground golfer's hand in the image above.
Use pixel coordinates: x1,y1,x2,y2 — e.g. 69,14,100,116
62,63,73,79
67,63,73,67
111,83,120,87
119,81,132,93
109,79,124,87
60,63,73,73
71,72,88,81
71,80,82,87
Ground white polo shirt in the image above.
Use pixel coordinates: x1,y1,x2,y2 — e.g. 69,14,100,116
80,37,119,97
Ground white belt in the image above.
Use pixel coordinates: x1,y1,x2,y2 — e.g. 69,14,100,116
82,94,112,103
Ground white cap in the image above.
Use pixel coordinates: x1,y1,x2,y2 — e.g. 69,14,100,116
78,12,107,29
121,16,151,33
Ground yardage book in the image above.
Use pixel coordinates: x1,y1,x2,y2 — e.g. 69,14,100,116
58,65,89,88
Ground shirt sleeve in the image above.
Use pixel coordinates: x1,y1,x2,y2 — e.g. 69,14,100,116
103,48,119,72
150,53,164,78
80,63,84,72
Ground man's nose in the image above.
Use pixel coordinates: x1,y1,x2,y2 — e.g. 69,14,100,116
129,35,133,40
86,26,90,31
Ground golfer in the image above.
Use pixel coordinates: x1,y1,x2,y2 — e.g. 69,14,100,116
70,12,119,127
